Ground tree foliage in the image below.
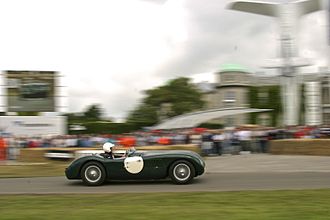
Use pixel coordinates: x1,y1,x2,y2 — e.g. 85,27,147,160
83,104,103,121
64,104,136,134
248,86,282,126
127,77,205,126
64,104,106,131
126,104,158,126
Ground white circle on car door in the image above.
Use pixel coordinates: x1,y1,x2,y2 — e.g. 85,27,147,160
124,156,144,174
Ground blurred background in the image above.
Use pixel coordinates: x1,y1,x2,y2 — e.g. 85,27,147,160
0,0,329,161
2,1,330,219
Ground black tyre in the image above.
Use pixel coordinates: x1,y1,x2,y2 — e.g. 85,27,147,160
81,161,106,186
169,160,195,184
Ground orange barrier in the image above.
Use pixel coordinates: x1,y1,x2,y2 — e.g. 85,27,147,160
0,138,7,160
157,137,171,145
118,137,136,147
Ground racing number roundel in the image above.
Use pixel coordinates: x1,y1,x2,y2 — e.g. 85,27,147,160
124,156,144,174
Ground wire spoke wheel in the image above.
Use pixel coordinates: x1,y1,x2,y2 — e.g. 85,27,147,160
81,162,106,186
173,164,191,182
169,160,195,184
85,165,102,183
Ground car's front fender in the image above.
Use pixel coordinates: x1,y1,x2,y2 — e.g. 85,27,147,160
65,155,106,179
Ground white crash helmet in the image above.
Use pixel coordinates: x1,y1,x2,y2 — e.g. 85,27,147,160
103,142,115,153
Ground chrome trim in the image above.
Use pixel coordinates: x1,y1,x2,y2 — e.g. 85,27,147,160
84,165,102,183
173,163,191,182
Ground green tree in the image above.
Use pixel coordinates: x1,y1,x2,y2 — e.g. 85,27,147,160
126,104,158,126
127,77,205,127
248,86,282,126
83,104,103,121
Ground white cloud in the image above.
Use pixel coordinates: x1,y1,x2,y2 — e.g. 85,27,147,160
0,0,328,119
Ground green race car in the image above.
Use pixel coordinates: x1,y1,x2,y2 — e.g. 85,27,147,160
65,148,205,186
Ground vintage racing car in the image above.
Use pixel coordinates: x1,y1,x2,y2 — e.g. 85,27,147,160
65,146,205,186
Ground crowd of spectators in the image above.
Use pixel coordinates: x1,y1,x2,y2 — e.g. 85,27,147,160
0,125,327,160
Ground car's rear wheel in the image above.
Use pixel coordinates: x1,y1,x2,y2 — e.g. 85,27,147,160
81,161,106,186
169,160,195,184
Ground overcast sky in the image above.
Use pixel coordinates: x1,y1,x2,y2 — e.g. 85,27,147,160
0,0,328,120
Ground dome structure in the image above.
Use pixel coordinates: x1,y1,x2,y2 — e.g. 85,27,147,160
219,63,249,73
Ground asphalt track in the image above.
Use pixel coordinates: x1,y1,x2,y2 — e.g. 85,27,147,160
1,155,330,194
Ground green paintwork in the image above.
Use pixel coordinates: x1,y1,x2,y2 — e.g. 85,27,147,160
219,63,248,73
65,150,205,181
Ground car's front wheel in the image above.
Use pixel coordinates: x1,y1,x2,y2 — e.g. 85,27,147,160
81,161,106,186
169,160,195,184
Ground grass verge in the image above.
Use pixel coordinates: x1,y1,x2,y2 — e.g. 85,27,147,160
0,162,68,178
1,190,330,219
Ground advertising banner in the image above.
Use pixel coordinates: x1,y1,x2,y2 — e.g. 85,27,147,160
0,116,66,136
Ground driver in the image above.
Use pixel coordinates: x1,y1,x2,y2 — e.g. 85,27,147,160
102,142,115,159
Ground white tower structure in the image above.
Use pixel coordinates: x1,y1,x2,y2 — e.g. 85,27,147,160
305,81,322,125
228,0,322,125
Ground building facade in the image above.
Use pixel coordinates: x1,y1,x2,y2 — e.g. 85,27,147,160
198,64,330,127
202,64,251,127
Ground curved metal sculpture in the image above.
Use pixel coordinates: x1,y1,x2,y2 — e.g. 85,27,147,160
227,0,322,125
